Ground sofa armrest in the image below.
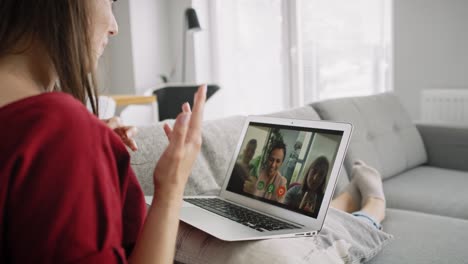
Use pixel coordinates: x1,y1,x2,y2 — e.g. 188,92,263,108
416,122,468,171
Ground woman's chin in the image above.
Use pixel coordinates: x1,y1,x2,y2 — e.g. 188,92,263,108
91,56,101,72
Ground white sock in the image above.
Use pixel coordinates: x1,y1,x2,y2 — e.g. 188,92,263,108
351,160,385,206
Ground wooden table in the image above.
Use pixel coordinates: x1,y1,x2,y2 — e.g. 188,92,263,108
108,95,157,106
107,95,159,124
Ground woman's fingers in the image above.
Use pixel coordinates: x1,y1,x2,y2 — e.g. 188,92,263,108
153,114,191,197
124,126,138,138
243,180,254,193
186,85,207,144
105,116,122,129
168,112,191,154
163,123,173,140
192,85,207,123
124,126,138,151
182,102,191,113
162,102,191,142
114,126,139,151
123,137,138,151
152,88,207,200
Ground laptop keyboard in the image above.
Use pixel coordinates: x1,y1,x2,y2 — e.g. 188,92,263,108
184,198,300,232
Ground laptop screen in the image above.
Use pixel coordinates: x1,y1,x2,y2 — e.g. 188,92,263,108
226,122,344,219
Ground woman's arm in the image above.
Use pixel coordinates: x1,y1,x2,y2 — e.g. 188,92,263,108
129,85,206,264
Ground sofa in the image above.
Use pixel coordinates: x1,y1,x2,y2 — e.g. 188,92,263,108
130,92,468,263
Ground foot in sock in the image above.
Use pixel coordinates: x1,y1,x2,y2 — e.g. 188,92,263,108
351,160,385,206
342,178,362,210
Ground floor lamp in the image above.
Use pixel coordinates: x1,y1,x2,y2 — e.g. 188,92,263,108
151,8,220,121
182,7,201,82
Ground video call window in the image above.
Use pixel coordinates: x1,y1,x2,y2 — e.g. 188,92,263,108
226,122,343,218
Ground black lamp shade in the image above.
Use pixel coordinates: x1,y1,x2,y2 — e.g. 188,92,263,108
185,8,201,31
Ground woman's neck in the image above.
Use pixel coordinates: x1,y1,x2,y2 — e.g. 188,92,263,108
0,43,56,107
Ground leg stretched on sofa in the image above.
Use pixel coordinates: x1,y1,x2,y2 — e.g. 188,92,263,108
331,161,386,229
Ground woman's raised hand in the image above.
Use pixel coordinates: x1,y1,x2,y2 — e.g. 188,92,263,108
152,85,207,204
243,175,258,194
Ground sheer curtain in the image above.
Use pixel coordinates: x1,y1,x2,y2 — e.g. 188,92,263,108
194,0,289,119
193,0,392,119
298,0,393,103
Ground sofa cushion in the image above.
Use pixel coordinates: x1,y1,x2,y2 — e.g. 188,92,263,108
367,208,468,264
175,208,392,264
382,166,468,219
263,105,321,119
311,92,427,180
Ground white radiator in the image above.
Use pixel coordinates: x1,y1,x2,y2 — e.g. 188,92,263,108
421,89,468,123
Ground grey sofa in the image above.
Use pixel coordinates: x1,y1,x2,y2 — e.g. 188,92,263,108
131,92,468,263
311,93,468,263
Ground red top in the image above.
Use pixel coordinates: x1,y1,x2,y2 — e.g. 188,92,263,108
0,92,146,263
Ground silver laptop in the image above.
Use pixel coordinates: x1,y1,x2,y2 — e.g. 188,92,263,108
149,116,352,241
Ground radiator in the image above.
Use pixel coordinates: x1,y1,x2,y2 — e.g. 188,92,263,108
421,89,468,123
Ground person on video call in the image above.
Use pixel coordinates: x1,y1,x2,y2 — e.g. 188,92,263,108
238,139,257,173
285,141,303,184
243,141,288,203
284,156,329,214
228,139,258,193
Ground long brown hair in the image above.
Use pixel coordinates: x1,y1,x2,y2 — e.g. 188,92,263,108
302,156,329,193
0,0,100,116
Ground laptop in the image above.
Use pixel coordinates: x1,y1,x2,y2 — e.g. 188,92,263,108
147,116,352,241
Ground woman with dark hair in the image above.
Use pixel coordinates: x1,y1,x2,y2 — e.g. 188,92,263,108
284,156,330,214
0,0,206,263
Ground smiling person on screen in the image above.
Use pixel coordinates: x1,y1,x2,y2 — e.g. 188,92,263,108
244,141,288,203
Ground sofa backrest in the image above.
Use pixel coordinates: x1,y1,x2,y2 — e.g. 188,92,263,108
131,106,350,198
131,116,245,196
311,92,427,180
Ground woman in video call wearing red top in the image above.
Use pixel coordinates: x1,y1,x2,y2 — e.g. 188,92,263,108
0,0,206,263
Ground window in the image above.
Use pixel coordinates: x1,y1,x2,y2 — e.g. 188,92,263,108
197,0,288,119
195,0,392,118
298,0,392,102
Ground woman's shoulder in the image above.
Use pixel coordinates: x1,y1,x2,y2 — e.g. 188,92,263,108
0,92,115,158
0,92,133,189
0,92,97,125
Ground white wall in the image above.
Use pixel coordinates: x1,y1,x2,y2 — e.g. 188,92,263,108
170,0,196,83
394,0,468,120
129,0,174,94
98,0,135,94
98,0,180,95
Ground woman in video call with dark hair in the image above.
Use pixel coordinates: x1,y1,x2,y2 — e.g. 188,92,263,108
284,156,330,214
